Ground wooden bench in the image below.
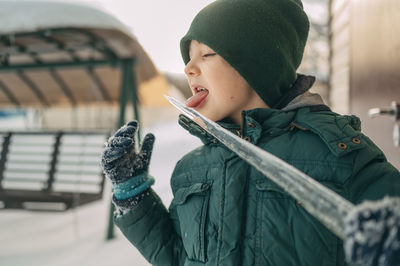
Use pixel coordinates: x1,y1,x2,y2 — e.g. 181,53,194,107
0,131,109,211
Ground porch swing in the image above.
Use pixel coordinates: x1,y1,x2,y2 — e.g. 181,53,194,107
0,1,166,211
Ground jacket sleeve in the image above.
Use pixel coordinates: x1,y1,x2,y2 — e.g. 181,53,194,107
345,156,400,204
113,188,186,266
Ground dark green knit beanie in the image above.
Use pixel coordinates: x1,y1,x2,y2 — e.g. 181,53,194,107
180,0,309,107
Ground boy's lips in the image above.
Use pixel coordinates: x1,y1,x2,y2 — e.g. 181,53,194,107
186,88,209,108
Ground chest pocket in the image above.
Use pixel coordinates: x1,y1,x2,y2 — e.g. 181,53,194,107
254,181,297,265
255,180,339,266
256,181,290,198
173,182,211,263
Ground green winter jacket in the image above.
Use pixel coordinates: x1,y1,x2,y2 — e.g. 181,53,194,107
114,106,400,266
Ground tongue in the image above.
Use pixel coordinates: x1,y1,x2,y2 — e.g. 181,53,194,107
186,90,209,107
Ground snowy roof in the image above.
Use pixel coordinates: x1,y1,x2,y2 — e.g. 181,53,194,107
0,1,133,37
0,1,168,108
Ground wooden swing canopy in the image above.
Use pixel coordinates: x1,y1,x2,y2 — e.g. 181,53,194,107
0,1,166,214
0,1,161,108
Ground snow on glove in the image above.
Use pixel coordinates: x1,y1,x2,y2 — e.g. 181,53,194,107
344,197,400,266
101,120,155,200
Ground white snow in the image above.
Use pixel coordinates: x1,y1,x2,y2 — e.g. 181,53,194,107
0,119,201,266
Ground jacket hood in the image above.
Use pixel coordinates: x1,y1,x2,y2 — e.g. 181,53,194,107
282,91,326,112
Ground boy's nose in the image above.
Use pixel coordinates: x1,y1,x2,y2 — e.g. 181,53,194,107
184,61,200,77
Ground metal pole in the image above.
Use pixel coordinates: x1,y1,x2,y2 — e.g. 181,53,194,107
127,59,141,142
105,59,131,240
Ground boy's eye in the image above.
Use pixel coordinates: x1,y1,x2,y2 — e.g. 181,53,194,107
202,53,216,58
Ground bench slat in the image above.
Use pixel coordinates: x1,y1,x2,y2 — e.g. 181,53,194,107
0,131,108,210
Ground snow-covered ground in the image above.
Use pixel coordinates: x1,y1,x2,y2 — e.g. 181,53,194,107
0,118,201,266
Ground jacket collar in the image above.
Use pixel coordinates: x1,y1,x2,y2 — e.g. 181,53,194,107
178,109,296,145
178,114,241,145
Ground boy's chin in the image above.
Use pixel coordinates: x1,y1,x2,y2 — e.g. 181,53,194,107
196,110,219,122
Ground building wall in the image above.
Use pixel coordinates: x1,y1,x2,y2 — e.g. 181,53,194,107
329,0,400,168
329,0,351,114
349,0,400,169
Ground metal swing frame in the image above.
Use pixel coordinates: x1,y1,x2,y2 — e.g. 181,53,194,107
0,27,141,239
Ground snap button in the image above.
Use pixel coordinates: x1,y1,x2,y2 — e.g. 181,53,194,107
248,122,256,128
337,142,347,150
352,138,361,144
213,139,218,144
244,136,252,142
296,201,302,206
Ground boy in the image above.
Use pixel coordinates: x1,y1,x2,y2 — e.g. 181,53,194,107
101,0,400,265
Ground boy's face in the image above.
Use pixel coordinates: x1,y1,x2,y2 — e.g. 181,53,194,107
184,40,268,125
